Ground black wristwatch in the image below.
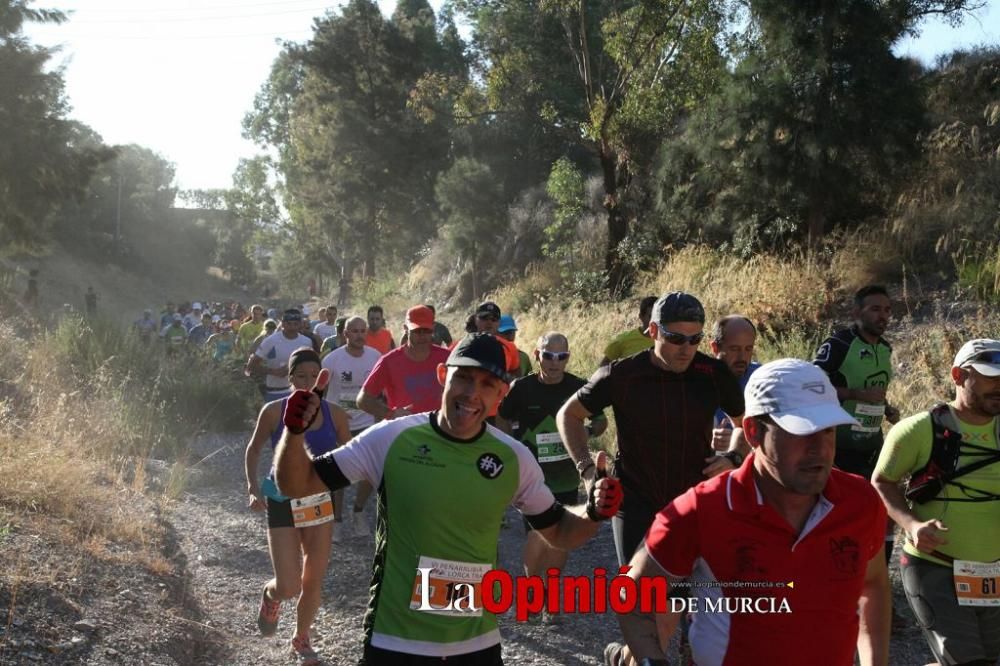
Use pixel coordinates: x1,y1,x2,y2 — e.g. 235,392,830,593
719,450,743,468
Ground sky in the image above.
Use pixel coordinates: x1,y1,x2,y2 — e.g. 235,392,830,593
24,0,1000,195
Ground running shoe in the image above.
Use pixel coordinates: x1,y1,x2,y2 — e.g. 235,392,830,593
351,510,370,537
603,642,625,666
257,585,280,636
291,634,320,666
331,519,346,543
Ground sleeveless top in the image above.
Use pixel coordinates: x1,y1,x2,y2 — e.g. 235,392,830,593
261,398,338,501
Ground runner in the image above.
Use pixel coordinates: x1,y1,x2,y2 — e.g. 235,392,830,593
365,305,396,355
183,302,203,332
497,315,532,379
496,331,607,622
245,347,351,666
321,315,380,539
558,291,745,652
250,319,279,356
610,359,890,666
206,321,236,361
133,308,158,345
471,302,520,378
313,305,338,341
427,305,452,347
872,339,1000,666
813,285,899,479
600,296,656,366
273,332,623,664
246,309,313,402
814,285,898,564
357,305,451,420
187,312,215,347
709,315,761,451
161,313,187,355
238,304,267,354
320,317,347,357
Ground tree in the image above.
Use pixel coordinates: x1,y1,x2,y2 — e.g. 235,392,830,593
246,0,460,288
0,1,112,249
654,0,977,249
454,0,727,293
435,157,505,298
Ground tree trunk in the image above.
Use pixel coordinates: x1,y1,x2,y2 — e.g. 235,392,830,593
601,141,631,295
361,200,377,278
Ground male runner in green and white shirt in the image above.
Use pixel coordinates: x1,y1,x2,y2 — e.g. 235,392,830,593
275,333,622,665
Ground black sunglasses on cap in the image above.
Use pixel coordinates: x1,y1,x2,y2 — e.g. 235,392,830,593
969,351,1000,365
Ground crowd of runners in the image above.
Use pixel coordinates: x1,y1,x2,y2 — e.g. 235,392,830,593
131,291,1000,666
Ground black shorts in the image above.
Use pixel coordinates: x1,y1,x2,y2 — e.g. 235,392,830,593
360,643,503,666
266,497,294,529
523,490,579,532
611,491,658,567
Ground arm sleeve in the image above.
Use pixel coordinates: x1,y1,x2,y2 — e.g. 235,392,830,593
644,488,700,577
576,364,614,415
813,336,848,387
872,413,933,482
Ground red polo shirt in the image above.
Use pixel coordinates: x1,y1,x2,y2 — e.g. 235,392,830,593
645,454,886,666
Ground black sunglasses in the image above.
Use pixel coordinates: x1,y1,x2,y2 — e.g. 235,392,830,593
476,313,499,322
971,351,1000,365
540,351,570,361
661,331,704,346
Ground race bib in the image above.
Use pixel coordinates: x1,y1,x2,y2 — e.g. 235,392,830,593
851,402,885,434
290,492,334,528
409,556,490,617
338,391,358,410
953,560,1000,606
535,432,569,463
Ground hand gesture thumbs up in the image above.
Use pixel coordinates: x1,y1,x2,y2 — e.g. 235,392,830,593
586,451,623,522
283,368,330,435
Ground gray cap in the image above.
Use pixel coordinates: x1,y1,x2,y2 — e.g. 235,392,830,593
953,339,1000,377
651,291,705,327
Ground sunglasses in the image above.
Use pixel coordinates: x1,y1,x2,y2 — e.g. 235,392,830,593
661,331,704,346
540,351,570,361
476,314,499,322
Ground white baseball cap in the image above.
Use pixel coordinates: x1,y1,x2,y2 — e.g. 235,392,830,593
192,302,202,310
744,359,859,435
953,339,1000,377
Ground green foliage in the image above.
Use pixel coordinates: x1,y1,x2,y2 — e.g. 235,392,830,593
0,3,113,249
891,48,1000,274
544,158,586,260
44,315,256,458
653,0,971,248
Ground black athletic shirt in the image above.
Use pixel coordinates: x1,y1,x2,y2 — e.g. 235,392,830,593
576,350,744,510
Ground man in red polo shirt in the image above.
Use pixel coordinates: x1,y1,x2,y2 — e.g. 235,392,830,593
610,358,890,666
357,305,450,420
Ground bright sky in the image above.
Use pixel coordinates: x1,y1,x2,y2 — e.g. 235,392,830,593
25,0,999,194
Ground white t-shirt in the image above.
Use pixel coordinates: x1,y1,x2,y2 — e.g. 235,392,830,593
255,332,313,389
321,345,381,432
313,321,337,340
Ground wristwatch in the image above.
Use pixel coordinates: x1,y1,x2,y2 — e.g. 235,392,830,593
719,450,743,468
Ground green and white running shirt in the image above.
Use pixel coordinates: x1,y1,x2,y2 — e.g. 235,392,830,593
314,412,558,657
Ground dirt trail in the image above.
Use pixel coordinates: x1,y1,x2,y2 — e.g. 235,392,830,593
165,431,934,666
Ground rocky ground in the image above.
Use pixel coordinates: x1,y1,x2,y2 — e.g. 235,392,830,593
1,431,936,665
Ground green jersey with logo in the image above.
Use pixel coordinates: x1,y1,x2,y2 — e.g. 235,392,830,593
814,325,893,454
317,413,556,657
499,372,605,494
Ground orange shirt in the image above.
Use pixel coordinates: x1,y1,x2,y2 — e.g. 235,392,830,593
366,328,395,355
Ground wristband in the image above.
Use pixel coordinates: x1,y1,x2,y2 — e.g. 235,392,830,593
576,459,595,480
720,450,743,468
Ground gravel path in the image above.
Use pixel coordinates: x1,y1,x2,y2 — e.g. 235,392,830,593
167,432,936,666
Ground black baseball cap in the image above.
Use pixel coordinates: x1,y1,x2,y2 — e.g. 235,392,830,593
447,333,510,382
282,308,303,322
651,291,704,327
475,302,501,319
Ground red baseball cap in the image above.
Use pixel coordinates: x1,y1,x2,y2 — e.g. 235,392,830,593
404,305,435,331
